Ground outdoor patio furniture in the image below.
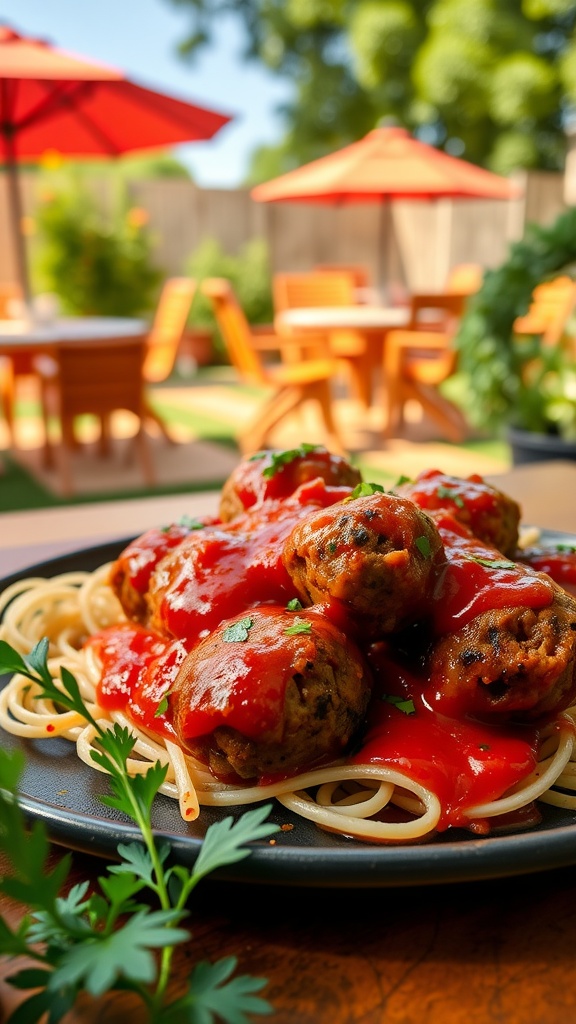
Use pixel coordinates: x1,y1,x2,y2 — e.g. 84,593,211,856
36,336,154,497
513,275,576,345
444,263,484,296
142,276,197,441
272,270,373,406
383,292,468,442
201,277,344,454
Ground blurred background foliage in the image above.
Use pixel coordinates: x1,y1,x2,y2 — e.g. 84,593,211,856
185,236,274,359
32,174,162,317
166,0,576,180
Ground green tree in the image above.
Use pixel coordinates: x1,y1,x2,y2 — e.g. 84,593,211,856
166,0,576,178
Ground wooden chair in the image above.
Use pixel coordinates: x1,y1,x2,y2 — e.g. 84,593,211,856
38,338,155,496
383,293,468,443
142,277,196,441
313,264,372,290
0,283,33,446
444,263,484,296
513,276,576,345
272,271,372,406
201,277,344,454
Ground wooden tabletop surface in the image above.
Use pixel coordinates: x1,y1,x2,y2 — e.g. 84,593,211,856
2,459,576,1023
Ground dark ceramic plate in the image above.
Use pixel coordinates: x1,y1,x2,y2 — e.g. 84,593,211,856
2,534,576,888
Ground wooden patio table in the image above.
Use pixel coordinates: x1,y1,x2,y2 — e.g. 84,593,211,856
275,304,410,408
1,460,576,1023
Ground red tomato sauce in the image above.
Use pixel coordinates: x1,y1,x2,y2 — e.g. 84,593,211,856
155,481,355,644
93,475,570,835
89,622,187,739
432,513,553,635
359,646,541,831
517,546,576,596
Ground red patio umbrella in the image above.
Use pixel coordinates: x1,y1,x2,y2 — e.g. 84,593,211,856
251,125,519,288
0,24,232,300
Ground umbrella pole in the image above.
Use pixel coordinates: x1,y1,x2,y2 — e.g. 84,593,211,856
3,130,31,305
377,201,391,301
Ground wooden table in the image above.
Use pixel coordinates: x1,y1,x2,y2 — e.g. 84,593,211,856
0,316,147,355
275,305,409,335
2,461,576,1023
275,305,410,407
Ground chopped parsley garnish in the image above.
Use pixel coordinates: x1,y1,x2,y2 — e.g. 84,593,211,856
393,474,412,488
286,598,303,611
160,515,205,533
436,485,465,508
248,451,267,462
347,481,385,499
415,535,432,558
261,444,321,478
154,693,171,717
222,617,254,642
328,541,338,553
284,620,312,636
478,743,491,751
177,514,205,530
468,555,516,570
381,694,416,716
556,542,576,553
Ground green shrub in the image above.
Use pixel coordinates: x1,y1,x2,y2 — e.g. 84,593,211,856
33,179,162,317
185,237,274,359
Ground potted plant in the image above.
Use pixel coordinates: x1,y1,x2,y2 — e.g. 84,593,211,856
455,206,576,464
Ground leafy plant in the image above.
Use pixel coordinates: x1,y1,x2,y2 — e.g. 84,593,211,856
0,637,278,1022
455,206,576,440
33,176,162,317
185,238,274,359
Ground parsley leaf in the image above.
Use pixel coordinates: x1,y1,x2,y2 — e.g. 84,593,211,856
177,514,205,531
467,555,516,570
381,694,416,716
261,444,321,478
436,485,465,508
415,536,432,558
155,693,171,717
347,481,385,499
222,617,254,642
284,620,312,636
286,598,303,611
0,638,277,1020
163,956,272,1023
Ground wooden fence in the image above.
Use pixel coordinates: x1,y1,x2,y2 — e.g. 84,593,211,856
0,168,569,297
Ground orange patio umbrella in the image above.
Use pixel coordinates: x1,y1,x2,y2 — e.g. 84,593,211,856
251,125,519,287
0,24,232,300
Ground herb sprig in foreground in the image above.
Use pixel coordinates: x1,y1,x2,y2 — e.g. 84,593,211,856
0,638,278,1023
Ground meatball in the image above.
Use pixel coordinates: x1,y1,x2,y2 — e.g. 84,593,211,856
399,469,521,558
219,445,361,522
171,605,372,780
283,492,446,639
109,518,217,623
429,583,576,719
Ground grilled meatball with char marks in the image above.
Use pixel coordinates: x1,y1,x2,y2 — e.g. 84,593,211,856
283,492,446,639
429,583,576,719
219,445,361,522
171,605,372,780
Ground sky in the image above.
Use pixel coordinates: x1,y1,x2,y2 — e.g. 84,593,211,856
2,0,293,187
